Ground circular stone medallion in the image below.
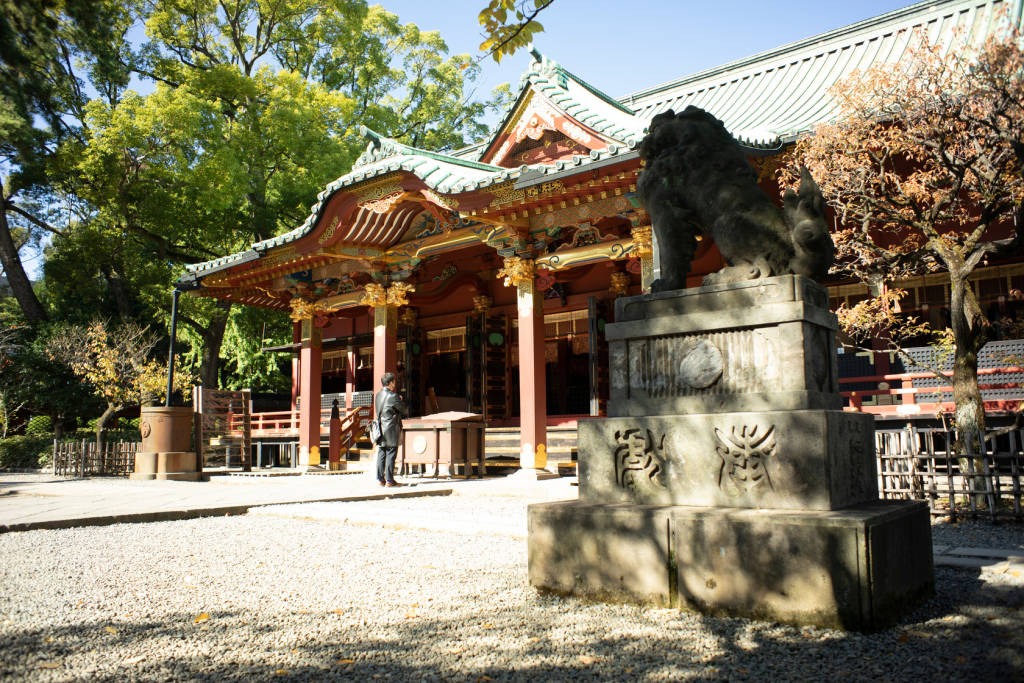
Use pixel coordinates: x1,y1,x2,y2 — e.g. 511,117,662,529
140,421,152,438
679,340,724,389
413,435,428,454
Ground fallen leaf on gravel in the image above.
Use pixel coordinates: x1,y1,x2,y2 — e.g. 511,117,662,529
39,662,60,670
405,612,417,619
578,655,599,665
897,633,909,643
194,613,210,624
44,637,53,643
332,609,344,615
124,655,145,665
291,649,300,654
481,623,494,629
104,626,118,635
337,659,354,664
274,669,289,675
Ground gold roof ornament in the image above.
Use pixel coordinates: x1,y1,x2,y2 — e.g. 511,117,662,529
289,297,333,322
497,256,535,288
386,282,415,307
360,281,414,308
399,307,418,326
473,295,493,314
360,282,388,308
610,271,630,297
630,225,653,259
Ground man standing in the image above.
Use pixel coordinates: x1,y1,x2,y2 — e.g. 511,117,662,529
374,372,407,487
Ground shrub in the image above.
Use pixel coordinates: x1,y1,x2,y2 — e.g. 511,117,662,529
0,435,53,470
24,416,53,437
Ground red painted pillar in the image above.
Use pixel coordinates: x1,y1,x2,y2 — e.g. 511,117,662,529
345,344,356,411
517,273,547,469
372,305,398,412
290,321,301,415
298,318,322,466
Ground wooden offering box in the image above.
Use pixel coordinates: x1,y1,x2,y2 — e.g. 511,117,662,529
400,412,484,478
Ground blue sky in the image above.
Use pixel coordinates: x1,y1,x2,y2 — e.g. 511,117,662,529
379,0,914,102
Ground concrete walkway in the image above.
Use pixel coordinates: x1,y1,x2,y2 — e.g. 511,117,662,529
0,470,458,533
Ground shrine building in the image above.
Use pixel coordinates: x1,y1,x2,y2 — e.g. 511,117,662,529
179,0,1024,472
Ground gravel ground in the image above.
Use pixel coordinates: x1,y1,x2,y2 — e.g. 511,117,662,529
1,494,1023,682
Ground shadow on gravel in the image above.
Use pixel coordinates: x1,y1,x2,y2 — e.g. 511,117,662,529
2,568,1022,683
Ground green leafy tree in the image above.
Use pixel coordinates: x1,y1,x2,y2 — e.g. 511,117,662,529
478,0,553,63
0,0,131,324
70,0,509,388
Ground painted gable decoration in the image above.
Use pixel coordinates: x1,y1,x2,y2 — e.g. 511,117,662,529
485,92,609,167
479,48,647,168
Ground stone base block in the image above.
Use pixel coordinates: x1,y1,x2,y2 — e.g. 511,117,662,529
528,499,933,631
579,409,877,510
130,451,200,481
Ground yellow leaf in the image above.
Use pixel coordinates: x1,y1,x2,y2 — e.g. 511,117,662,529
44,637,53,643
39,662,60,670
578,655,598,665
104,626,118,635
481,623,494,628
291,649,299,654
337,659,355,664
275,669,289,675
332,609,344,615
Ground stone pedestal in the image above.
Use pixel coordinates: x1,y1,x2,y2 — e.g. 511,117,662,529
527,276,933,630
131,406,201,481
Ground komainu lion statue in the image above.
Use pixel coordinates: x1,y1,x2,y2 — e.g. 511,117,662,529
637,106,834,291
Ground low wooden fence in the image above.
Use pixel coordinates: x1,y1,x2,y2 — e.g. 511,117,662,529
876,427,1024,521
52,440,140,477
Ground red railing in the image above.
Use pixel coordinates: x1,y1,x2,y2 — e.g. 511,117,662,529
337,405,371,451
841,366,1024,417
229,405,372,438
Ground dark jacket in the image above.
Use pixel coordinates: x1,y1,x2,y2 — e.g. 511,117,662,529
374,386,407,448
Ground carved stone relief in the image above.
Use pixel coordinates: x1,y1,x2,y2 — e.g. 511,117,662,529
714,424,776,497
614,428,667,495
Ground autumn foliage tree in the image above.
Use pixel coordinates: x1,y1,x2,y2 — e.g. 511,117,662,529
47,320,191,447
783,24,1024,436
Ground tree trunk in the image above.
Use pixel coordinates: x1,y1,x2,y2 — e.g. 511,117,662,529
949,273,989,507
199,305,231,388
101,264,133,320
95,403,118,453
949,274,989,438
0,186,48,324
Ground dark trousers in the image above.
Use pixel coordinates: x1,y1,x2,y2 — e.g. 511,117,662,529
376,445,397,483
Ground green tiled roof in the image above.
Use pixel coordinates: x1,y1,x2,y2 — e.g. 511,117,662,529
185,0,1023,283
620,0,1022,146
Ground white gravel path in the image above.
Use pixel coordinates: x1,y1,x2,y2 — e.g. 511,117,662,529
1,493,1023,682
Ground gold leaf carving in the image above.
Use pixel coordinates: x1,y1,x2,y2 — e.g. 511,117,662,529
631,225,653,259
497,256,535,288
